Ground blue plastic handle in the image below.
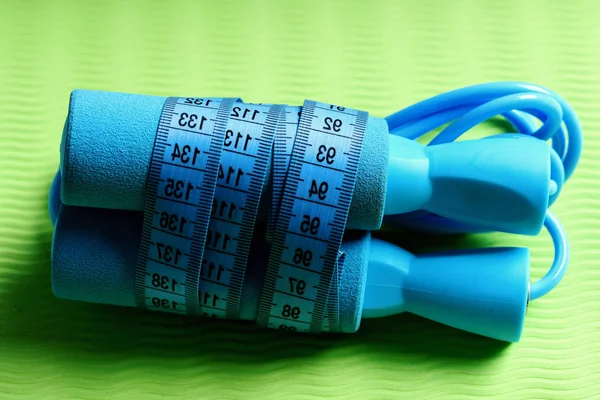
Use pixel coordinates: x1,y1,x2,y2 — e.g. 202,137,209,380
361,215,569,342
384,81,582,235
362,238,530,342
383,133,556,235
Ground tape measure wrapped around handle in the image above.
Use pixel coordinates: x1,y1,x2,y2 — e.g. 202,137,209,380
59,90,388,232
56,92,390,335
51,204,371,333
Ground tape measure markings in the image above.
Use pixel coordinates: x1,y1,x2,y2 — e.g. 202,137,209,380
199,103,282,320
136,95,366,332
321,251,344,333
267,106,300,241
135,97,236,316
257,101,368,333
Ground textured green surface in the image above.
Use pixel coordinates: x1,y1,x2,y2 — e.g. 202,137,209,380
0,0,599,399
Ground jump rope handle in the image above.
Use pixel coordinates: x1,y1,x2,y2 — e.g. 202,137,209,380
362,211,568,342
381,82,581,305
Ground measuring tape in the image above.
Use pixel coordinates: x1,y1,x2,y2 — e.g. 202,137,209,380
323,251,344,333
267,105,348,332
135,94,367,331
199,103,282,319
257,100,368,333
267,106,301,241
135,97,237,316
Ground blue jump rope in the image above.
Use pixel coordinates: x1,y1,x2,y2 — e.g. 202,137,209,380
49,82,582,342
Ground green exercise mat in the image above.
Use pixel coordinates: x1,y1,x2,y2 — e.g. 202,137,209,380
0,0,598,399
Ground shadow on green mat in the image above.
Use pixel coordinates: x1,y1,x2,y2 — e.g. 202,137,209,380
0,190,508,370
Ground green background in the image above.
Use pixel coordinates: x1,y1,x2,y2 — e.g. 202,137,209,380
0,0,599,399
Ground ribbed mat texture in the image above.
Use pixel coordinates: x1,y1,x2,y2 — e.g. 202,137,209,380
0,1,598,399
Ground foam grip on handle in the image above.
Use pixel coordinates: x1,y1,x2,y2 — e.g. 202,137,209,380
59,90,389,231
51,204,371,333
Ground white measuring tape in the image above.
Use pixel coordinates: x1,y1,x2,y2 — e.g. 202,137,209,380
136,96,367,332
